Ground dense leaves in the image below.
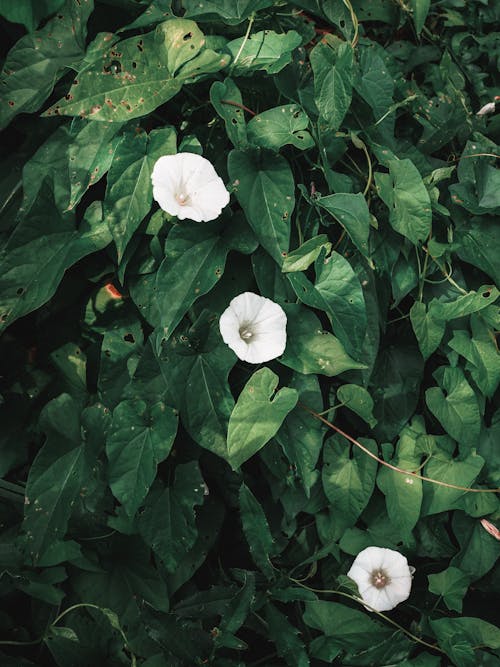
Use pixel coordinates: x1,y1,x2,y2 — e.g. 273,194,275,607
1,0,499,665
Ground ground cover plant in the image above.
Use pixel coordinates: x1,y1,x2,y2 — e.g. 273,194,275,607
0,0,499,664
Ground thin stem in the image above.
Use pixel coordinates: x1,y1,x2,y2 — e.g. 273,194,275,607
341,0,359,47
230,13,255,72
51,603,102,627
0,478,26,494
300,404,500,494
289,578,444,654
220,99,256,117
0,637,42,646
423,248,468,295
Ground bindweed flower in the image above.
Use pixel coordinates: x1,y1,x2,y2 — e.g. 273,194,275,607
219,292,287,364
151,152,230,222
347,546,413,612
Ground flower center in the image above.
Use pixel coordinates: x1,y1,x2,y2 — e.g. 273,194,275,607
239,326,254,340
371,569,390,589
176,192,189,206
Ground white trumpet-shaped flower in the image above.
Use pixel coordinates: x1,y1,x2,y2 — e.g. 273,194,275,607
219,292,287,364
476,101,496,116
151,152,230,222
347,546,413,612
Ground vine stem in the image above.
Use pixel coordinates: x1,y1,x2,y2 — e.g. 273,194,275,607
230,13,255,72
289,578,444,654
300,404,500,494
220,99,256,116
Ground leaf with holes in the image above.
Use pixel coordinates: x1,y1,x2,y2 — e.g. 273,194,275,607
43,19,229,122
228,148,294,264
225,30,301,76
138,462,204,572
0,0,93,129
247,104,314,150
106,399,178,517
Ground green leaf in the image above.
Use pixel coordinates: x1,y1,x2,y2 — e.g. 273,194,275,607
316,192,371,257
43,18,229,122
287,250,367,358
422,448,484,516
428,567,470,612
455,217,500,285
0,0,93,129
239,484,275,577
105,126,176,259
0,193,111,333
376,159,432,244
337,384,377,427
449,328,500,398
371,345,423,441
225,30,301,76
451,512,500,580
322,434,378,527
180,337,236,459
265,603,309,667
280,304,366,376
0,0,64,31
67,119,124,211
304,600,392,648
425,366,481,450
106,399,178,516
410,0,431,34
228,148,295,264
282,235,332,273
155,215,256,338
210,78,249,149
430,617,500,663
138,462,205,572
377,420,425,541
184,0,273,23
275,373,323,495
410,301,446,360
247,104,314,151
430,285,499,321
227,368,298,470
23,394,87,563
311,40,354,130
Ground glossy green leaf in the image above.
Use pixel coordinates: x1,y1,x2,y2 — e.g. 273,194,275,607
227,368,298,470
428,567,470,612
0,193,111,334
210,78,249,149
106,399,178,516
105,126,176,259
225,30,301,76
377,420,425,541
0,0,93,129
311,40,353,130
155,215,256,338
337,384,377,427
322,434,377,528
425,366,481,450
316,192,371,257
228,149,294,264
376,159,432,244
239,484,275,577
138,462,205,572
183,0,274,23
282,235,332,273
287,250,367,358
23,394,87,563
280,304,367,376
247,104,314,150
43,19,229,122
410,0,431,34
275,373,323,495
410,301,446,360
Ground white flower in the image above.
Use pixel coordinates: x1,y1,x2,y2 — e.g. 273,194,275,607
347,546,413,612
151,152,230,222
219,292,287,364
476,101,496,116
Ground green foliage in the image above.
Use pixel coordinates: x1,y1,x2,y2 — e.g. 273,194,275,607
1,1,499,665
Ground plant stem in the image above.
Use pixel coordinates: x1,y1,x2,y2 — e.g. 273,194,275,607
230,13,255,72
